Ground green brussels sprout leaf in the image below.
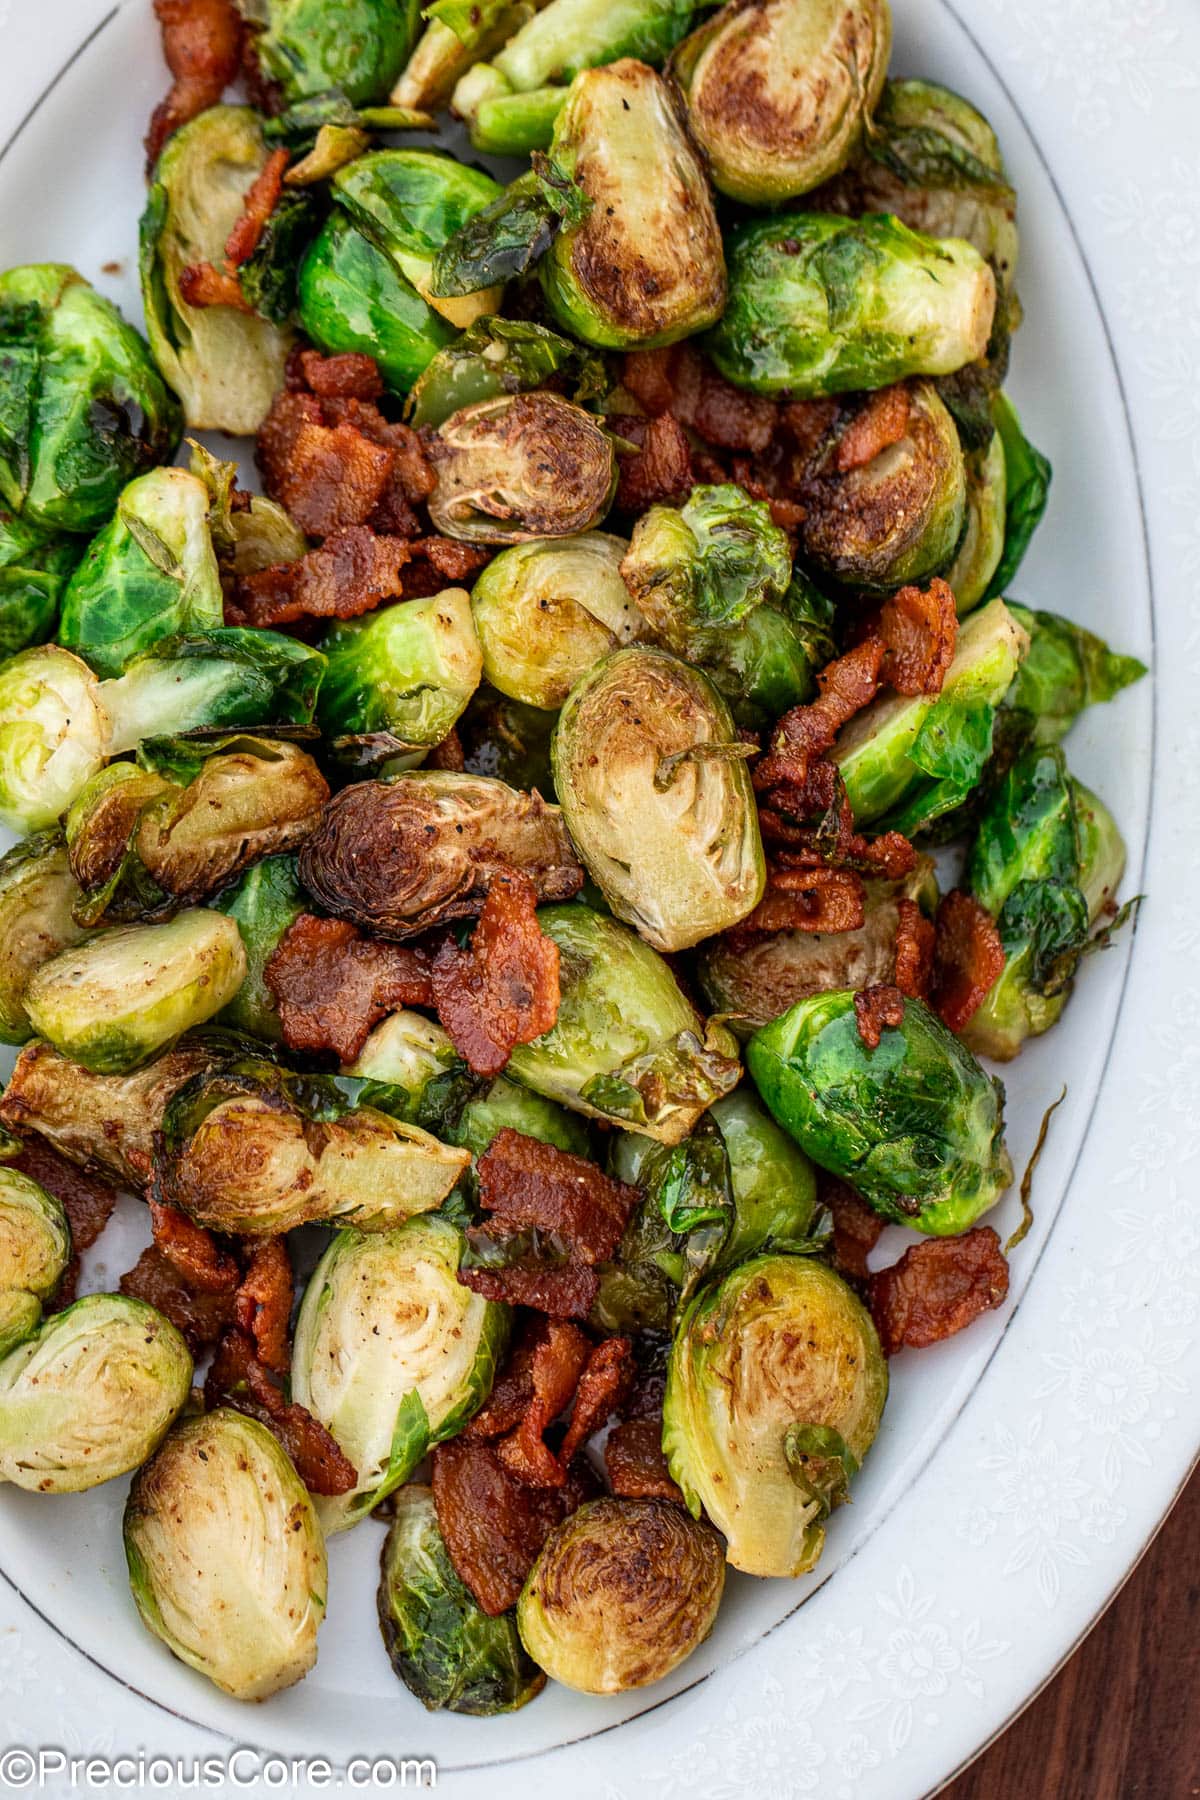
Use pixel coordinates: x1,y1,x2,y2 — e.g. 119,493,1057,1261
986,392,1051,597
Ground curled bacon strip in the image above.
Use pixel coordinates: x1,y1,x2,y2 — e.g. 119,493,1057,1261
205,1328,357,1495
227,526,412,629
494,1321,591,1488
755,638,884,793
431,871,560,1078
146,0,242,172
854,983,907,1049
931,890,1006,1032
605,1418,684,1505
834,384,912,473
879,578,958,697
225,147,290,267
868,1227,1010,1355
265,914,433,1064
149,1198,239,1294
119,1247,234,1355
234,1238,293,1375
558,1336,634,1465
893,896,936,1000
614,413,694,513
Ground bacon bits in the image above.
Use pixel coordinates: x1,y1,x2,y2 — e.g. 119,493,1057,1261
854,983,907,1049
931,889,1006,1032
615,413,694,513
868,1227,1010,1355
177,262,251,312
822,1175,884,1282
264,914,433,1063
734,859,866,938
430,871,561,1077
119,1246,235,1355
149,1198,239,1293
606,1419,684,1505
754,638,885,792
204,1327,357,1495
146,0,242,171
879,578,958,697
233,1237,293,1374
493,1321,590,1488
623,345,779,454
834,384,912,473
227,526,411,628
224,147,290,266
893,896,936,1000
292,350,383,400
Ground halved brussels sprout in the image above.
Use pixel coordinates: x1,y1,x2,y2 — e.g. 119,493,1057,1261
0,263,180,534
517,1496,724,1693
798,381,967,593
23,910,247,1075
0,646,111,833
0,513,82,658
0,832,91,1044
292,1217,508,1531
100,628,326,750
472,534,642,710
427,393,616,544
393,0,539,113
0,1292,42,1361
537,61,725,350
944,426,1006,614
405,316,606,431
140,108,294,434
708,1088,821,1272
507,903,741,1143
251,0,418,104
58,466,224,679
1004,604,1146,748
299,211,459,394
159,1058,470,1234
673,0,890,205
0,1168,70,1304
698,859,938,1035
345,1010,468,1131
380,1484,545,1714
553,645,765,951
663,1255,886,1576
0,1294,191,1492
213,856,308,1042
707,213,996,397
318,587,482,766
447,1072,591,1162
124,1409,326,1699
834,597,1029,834
747,991,1012,1233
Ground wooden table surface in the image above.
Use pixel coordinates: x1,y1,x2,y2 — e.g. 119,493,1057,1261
938,1463,1200,1800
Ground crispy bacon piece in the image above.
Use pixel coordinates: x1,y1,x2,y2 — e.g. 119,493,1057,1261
205,1328,357,1495
149,1198,239,1294
733,860,866,938
822,1175,884,1282
494,1321,591,1488
605,1418,684,1504
473,1131,639,1267
834,385,911,473
225,147,290,266
464,1318,548,1441
755,638,885,791
931,890,1006,1033
177,261,251,311
854,983,907,1049
615,412,694,513
410,535,490,583
146,0,242,172
234,1238,293,1374
432,1437,598,1616
427,728,466,772
623,345,780,454
894,896,936,1000
292,350,384,400
257,398,395,538
780,397,840,465
264,914,432,1063
879,579,958,697
757,760,918,883
558,1336,634,1465
868,1227,1010,1355
430,871,560,1078
119,1246,235,1355
458,1262,602,1318
227,525,410,628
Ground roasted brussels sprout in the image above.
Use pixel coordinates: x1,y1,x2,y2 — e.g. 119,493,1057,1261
0,1294,191,1492
707,213,996,397
798,382,967,593
380,1484,545,1714
213,856,307,1042
535,61,725,351
553,646,765,950
448,1072,591,1162
672,0,890,205
405,316,605,431
124,1409,326,1699
292,1217,508,1530
159,1057,469,1233
0,832,91,1044
393,0,538,114
318,588,482,766
663,1256,887,1575
698,859,938,1034
140,108,295,434
1004,605,1146,747
0,514,82,658
0,646,110,832
471,534,644,709
507,903,741,1142
747,991,1012,1233
0,1292,42,1361
58,467,224,680
0,1167,71,1340
427,393,616,544
944,426,1006,614
457,685,557,795
346,1009,469,1130
517,1496,724,1692
707,1088,821,1271
0,264,180,534
834,597,1029,834
250,0,418,104
300,770,581,938
986,392,1051,598
23,910,247,1075
961,747,1127,1060
298,211,459,394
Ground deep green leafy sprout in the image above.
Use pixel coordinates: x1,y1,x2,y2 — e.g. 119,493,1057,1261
250,0,420,104
426,164,585,302
405,316,606,431
299,211,458,393
0,263,180,534
471,534,644,710
944,426,1006,614
517,1496,724,1693
553,646,765,950
0,832,91,1044
427,393,616,544
158,1056,470,1234
318,587,483,767
1004,605,1146,746
698,859,939,1035
707,1089,822,1271
986,392,1051,597
101,628,326,748
124,1409,326,1699
747,990,1012,1233
538,61,726,350
833,597,1029,834
379,1485,546,1714
58,466,224,679
679,563,840,732
507,903,741,1143
0,513,83,658
672,0,891,205
23,910,247,1075
0,1168,71,1347
706,212,996,397
664,1256,886,1575
213,855,308,1043
140,108,295,433
292,1217,509,1532
797,382,967,593
0,1294,191,1493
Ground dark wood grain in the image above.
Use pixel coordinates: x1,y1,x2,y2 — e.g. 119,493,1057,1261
939,1464,1200,1800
